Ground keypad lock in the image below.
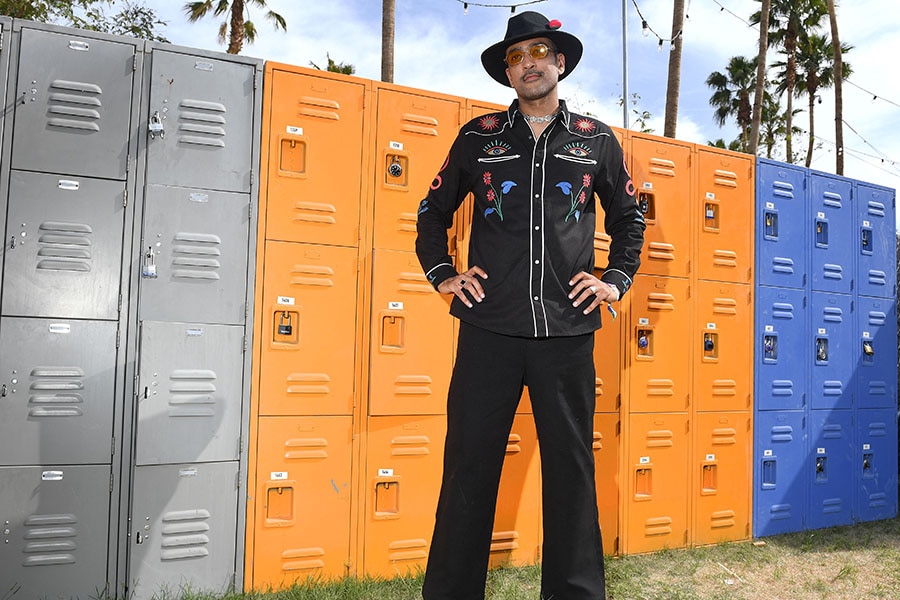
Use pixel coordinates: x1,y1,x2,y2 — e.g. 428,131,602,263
278,311,293,336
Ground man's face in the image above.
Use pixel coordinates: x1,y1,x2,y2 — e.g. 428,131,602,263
504,36,566,102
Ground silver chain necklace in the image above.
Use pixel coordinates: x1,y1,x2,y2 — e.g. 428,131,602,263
522,111,558,124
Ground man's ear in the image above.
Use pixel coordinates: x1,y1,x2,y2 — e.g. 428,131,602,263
557,52,566,76
505,66,514,86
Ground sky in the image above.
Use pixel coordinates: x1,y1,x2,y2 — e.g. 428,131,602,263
154,0,900,227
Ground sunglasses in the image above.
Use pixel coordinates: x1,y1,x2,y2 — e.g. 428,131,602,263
505,42,556,67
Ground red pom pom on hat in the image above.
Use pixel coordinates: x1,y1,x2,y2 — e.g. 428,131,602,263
547,19,562,30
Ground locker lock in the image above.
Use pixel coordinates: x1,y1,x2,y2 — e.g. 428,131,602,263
149,110,165,139
816,338,828,362
638,333,649,349
863,340,874,356
703,335,715,352
277,311,293,336
388,157,403,178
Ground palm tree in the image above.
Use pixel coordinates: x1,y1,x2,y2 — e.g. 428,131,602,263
748,0,770,155
663,0,685,138
382,0,395,83
826,0,845,174
183,0,286,55
790,32,852,167
750,0,827,163
706,55,757,153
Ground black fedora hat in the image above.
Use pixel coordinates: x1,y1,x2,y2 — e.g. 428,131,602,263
480,11,583,87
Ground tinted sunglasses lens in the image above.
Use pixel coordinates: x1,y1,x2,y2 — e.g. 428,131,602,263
530,44,550,59
506,50,525,66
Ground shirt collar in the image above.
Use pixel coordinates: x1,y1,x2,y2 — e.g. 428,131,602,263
506,99,572,129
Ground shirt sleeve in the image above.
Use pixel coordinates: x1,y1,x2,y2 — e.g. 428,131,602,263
415,131,473,290
594,134,645,299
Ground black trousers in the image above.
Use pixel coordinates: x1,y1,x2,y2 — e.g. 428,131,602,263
422,322,606,600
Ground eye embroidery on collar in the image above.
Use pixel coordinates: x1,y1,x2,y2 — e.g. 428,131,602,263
574,118,597,133
483,140,512,156
479,114,501,131
562,142,592,157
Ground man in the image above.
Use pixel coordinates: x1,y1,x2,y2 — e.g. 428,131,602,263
415,11,644,600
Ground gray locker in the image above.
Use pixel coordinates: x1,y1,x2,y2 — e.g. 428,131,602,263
0,465,112,598
2,170,126,320
135,321,245,466
144,49,256,193
11,27,137,180
0,316,117,466
128,462,239,600
138,184,249,325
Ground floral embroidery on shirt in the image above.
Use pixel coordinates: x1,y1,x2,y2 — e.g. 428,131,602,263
574,118,597,133
483,171,516,221
556,173,592,222
479,114,501,131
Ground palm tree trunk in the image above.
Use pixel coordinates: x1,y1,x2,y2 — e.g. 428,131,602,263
227,0,245,54
827,0,844,174
805,94,815,167
784,36,797,163
749,0,770,155
381,0,395,83
663,0,685,138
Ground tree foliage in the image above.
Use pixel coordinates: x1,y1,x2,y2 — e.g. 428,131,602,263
0,0,168,41
183,0,286,55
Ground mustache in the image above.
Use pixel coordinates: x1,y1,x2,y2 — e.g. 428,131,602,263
522,69,543,80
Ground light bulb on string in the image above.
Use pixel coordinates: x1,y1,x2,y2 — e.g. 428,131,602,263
642,20,649,37
464,2,468,13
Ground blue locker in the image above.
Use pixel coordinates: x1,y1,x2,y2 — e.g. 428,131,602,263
810,292,854,411
807,410,853,530
756,286,807,411
809,171,853,295
756,159,807,290
754,410,807,536
856,408,899,522
856,296,898,410
856,181,897,299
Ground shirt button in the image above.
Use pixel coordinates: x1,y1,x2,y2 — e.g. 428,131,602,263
535,226,540,230
534,194,539,198
535,163,540,167
535,260,540,264
534,296,539,301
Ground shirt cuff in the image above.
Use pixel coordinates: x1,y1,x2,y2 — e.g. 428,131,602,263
425,263,458,291
600,269,632,300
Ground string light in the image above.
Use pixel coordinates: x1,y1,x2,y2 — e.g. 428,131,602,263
631,0,684,49
453,0,548,13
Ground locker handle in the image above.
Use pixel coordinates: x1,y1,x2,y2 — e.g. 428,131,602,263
634,467,652,500
815,219,828,248
374,478,400,519
764,211,778,239
701,463,717,494
761,458,776,489
149,110,165,139
381,313,406,352
861,227,872,255
0,384,6,397
862,452,873,475
815,456,827,481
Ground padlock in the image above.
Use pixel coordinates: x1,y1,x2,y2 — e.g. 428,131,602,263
278,312,293,336
388,157,403,178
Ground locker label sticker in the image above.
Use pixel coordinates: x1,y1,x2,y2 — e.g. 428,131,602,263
271,471,288,480
189,193,209,203
817,447,826,454
706,323,716,330
863,220,871,227
863,331,872,339
41,470,64,481
179,468,198,478
706,454,715,461
389,141,404,151
286,126,303,136
765,325,774,332
185,328,204,337
638,318,649,325
818,328,826,335
278,296,295,306
863,444,871,450
639,456,650,464
705,192,716,200
766,201,775,209
194,61,214,72
58,179,80,191
817,212,825,219
389,302,404,310
642,182,653,190
763,449,773,457
378,468,394,477
48,324,71,334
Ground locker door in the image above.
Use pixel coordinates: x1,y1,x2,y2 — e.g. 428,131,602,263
11,28,136,180
627,275,691,413
810,172,853,294
144,49,257,193
856,182,897,299
361,415,445,577
0,465,111,600
257,242,359,417
755,159,807,289
490,415,540,568
810,292,854,410
372,87,462,252
369,249,453,415
135,321,244,466
857,296,897,409
856,408,899,522
624,413,689,554
693,412,751,545
595,126,628,269
695,147,753,284
628,135,693,278
0,317,117,466
250,416,353,588
128,462,239,600
593,412,620,556
807,410,853,530
3,171,125,320
753,411,806,537
593,295,622,414
755,286,807,411
264,68,367,247
694,281,752,412
138,184,250,325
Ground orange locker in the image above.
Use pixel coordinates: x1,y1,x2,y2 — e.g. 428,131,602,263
628,134,694,278
693,281,752,413
263,65,368,247
593,288,625,413
372,85,463,252
360,415,445,577
624,412,690,554
591,126,627,273
249,416,353,588
368,249,453,416
692,412,751,546
695,146,754,284
593,412,621,556
489,415,541,568
627,275,692,413
258,241,359,416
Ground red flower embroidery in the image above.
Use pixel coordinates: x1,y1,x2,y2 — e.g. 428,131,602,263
483,172,492,185
479,115,500,131
578,191,586,204
486,189,496,202
583,174,592,188
574,118,596,133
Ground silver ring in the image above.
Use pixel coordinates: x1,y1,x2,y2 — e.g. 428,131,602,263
590,285,597,293
460,279,467,286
